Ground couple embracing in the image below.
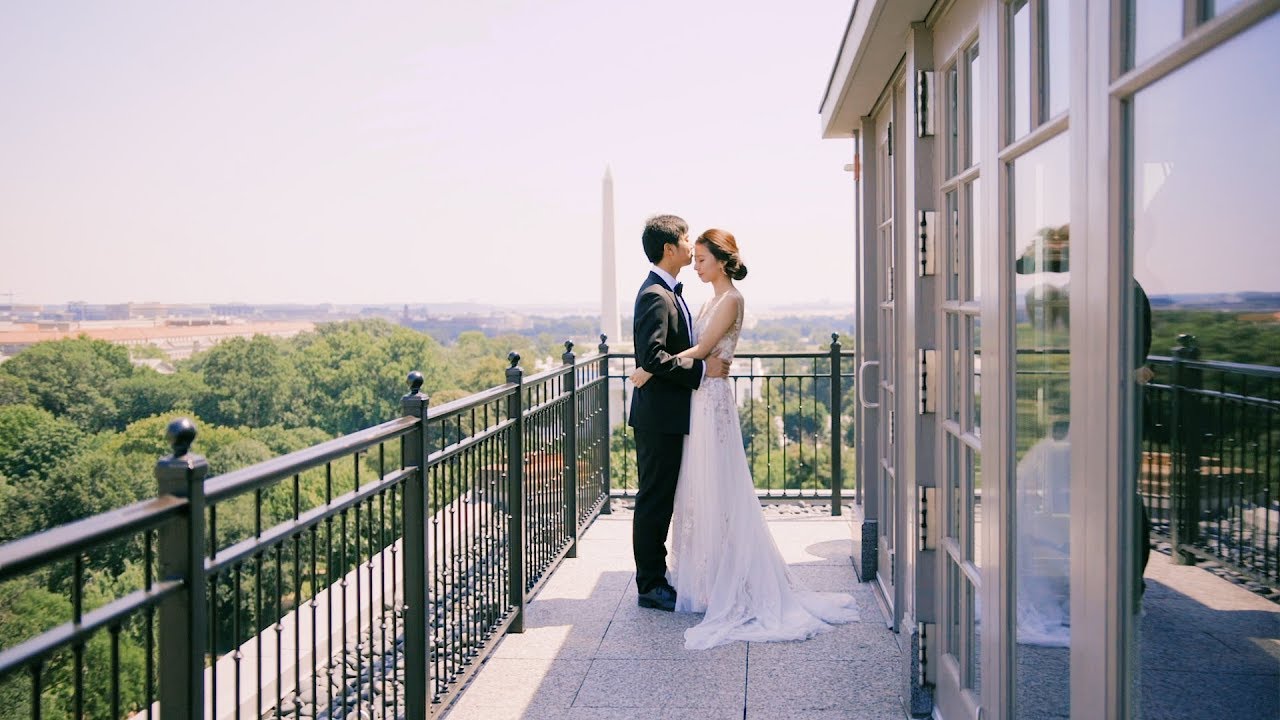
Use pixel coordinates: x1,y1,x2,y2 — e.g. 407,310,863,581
626,214,860,650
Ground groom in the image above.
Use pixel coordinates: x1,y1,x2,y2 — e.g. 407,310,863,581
629,214,728,611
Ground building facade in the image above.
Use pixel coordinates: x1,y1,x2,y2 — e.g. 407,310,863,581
821,1,1278,718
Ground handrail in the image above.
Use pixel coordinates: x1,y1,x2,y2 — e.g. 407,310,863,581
425,382,516,420
0,348,617,720
522,363,572,387
207,466,417,574
0,580,184,676
609,350,856,361
525,390,571,415
204,416,419,503
0,336,868,717
1149,353,1280,379
427,416,517,465
0,495,187,582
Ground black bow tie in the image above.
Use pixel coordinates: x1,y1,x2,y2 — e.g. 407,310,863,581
673,282,683,296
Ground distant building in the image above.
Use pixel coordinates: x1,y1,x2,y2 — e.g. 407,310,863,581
0,321,315,360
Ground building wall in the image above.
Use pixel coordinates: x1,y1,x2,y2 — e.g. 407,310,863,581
822,1,1279,718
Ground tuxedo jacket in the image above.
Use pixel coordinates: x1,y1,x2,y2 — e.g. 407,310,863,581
628,271,704,435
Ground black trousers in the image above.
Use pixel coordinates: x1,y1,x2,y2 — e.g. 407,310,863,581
633,428,684,593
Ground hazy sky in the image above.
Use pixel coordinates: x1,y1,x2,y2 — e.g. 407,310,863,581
0,1,857,311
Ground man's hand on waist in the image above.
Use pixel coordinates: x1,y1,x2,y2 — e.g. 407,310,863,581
704,357,729,378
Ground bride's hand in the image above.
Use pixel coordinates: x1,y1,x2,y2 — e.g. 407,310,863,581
630,367,653,388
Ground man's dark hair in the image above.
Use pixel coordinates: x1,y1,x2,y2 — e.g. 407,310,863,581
641,214,688,263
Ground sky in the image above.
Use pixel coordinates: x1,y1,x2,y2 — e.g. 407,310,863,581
0,1,858,312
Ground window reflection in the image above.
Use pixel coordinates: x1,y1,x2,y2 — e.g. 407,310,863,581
948,65,960,178
969,177,983,304
1207,0,1245,15
1127,12,1280,719
967,46,982,167
972,451,983,568
1129,0,1183,69
966,578,981,696
1011,1,1032,139
1045,0,1069,118
1012,132,1071,716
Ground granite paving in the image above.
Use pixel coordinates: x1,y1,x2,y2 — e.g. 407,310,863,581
440,505,905,720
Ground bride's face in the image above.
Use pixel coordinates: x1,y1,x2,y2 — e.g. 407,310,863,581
692,243,723,283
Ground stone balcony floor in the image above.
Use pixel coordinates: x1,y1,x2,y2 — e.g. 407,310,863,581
441,506,904,720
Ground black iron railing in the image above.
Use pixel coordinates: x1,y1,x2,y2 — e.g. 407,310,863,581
0,342,612,720
1140,334,1279,588
606,334,856,513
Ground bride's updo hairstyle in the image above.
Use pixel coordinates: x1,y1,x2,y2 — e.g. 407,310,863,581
696,229,749,281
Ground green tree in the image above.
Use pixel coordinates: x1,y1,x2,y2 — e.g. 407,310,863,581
739,397,775,453
446,331,530,392
608,424,638,491
0,570,150,720
0,336,133,431
0,374,30,406
1149,310,1280,367
289,320,447,434
191,335,294,428
0,405,84,541
111,368,208,427
768,373,831,446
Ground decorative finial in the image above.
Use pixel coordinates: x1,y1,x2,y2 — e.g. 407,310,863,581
564,340,574,354
167,418,197,457
407,371,424,393
600,333,607,345
831,332,840,343
508,351,521,368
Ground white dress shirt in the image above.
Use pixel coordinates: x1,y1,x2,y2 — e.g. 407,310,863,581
650,265,697,343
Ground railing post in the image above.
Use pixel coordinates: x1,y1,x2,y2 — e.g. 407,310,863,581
506,352,526,633
598,334,612,515
1170,334,1202,565
830,333,843,517
155,418,208,720
563,341,579,558
400,372,429,718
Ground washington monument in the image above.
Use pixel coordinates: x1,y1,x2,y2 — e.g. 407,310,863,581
601,166,621,343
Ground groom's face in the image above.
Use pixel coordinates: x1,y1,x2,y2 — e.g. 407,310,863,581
669,234,693,269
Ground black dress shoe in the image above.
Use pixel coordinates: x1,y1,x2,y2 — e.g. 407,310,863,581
637,584,677,612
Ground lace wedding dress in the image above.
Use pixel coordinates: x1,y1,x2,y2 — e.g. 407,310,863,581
669,288,860,649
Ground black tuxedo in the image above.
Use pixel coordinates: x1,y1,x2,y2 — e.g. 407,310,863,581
628,271,704,593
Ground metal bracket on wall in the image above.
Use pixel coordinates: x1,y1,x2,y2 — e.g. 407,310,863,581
918,210,937,277
918,621,936,686
918,348,937,414
918,486,938,551
916,71,936,137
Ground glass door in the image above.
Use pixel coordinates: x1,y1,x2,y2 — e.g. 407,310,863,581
1120,6,1280,719
873,89,900,619
998,2,1075,715
936,38,985,720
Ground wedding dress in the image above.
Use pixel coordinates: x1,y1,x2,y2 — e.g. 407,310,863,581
669,288,860,649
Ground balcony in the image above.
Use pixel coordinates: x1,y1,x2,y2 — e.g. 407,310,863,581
0,336,1274,719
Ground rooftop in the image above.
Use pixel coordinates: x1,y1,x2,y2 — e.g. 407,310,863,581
440,505,905,720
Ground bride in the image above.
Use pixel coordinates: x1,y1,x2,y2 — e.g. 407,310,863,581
630,228,860,649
